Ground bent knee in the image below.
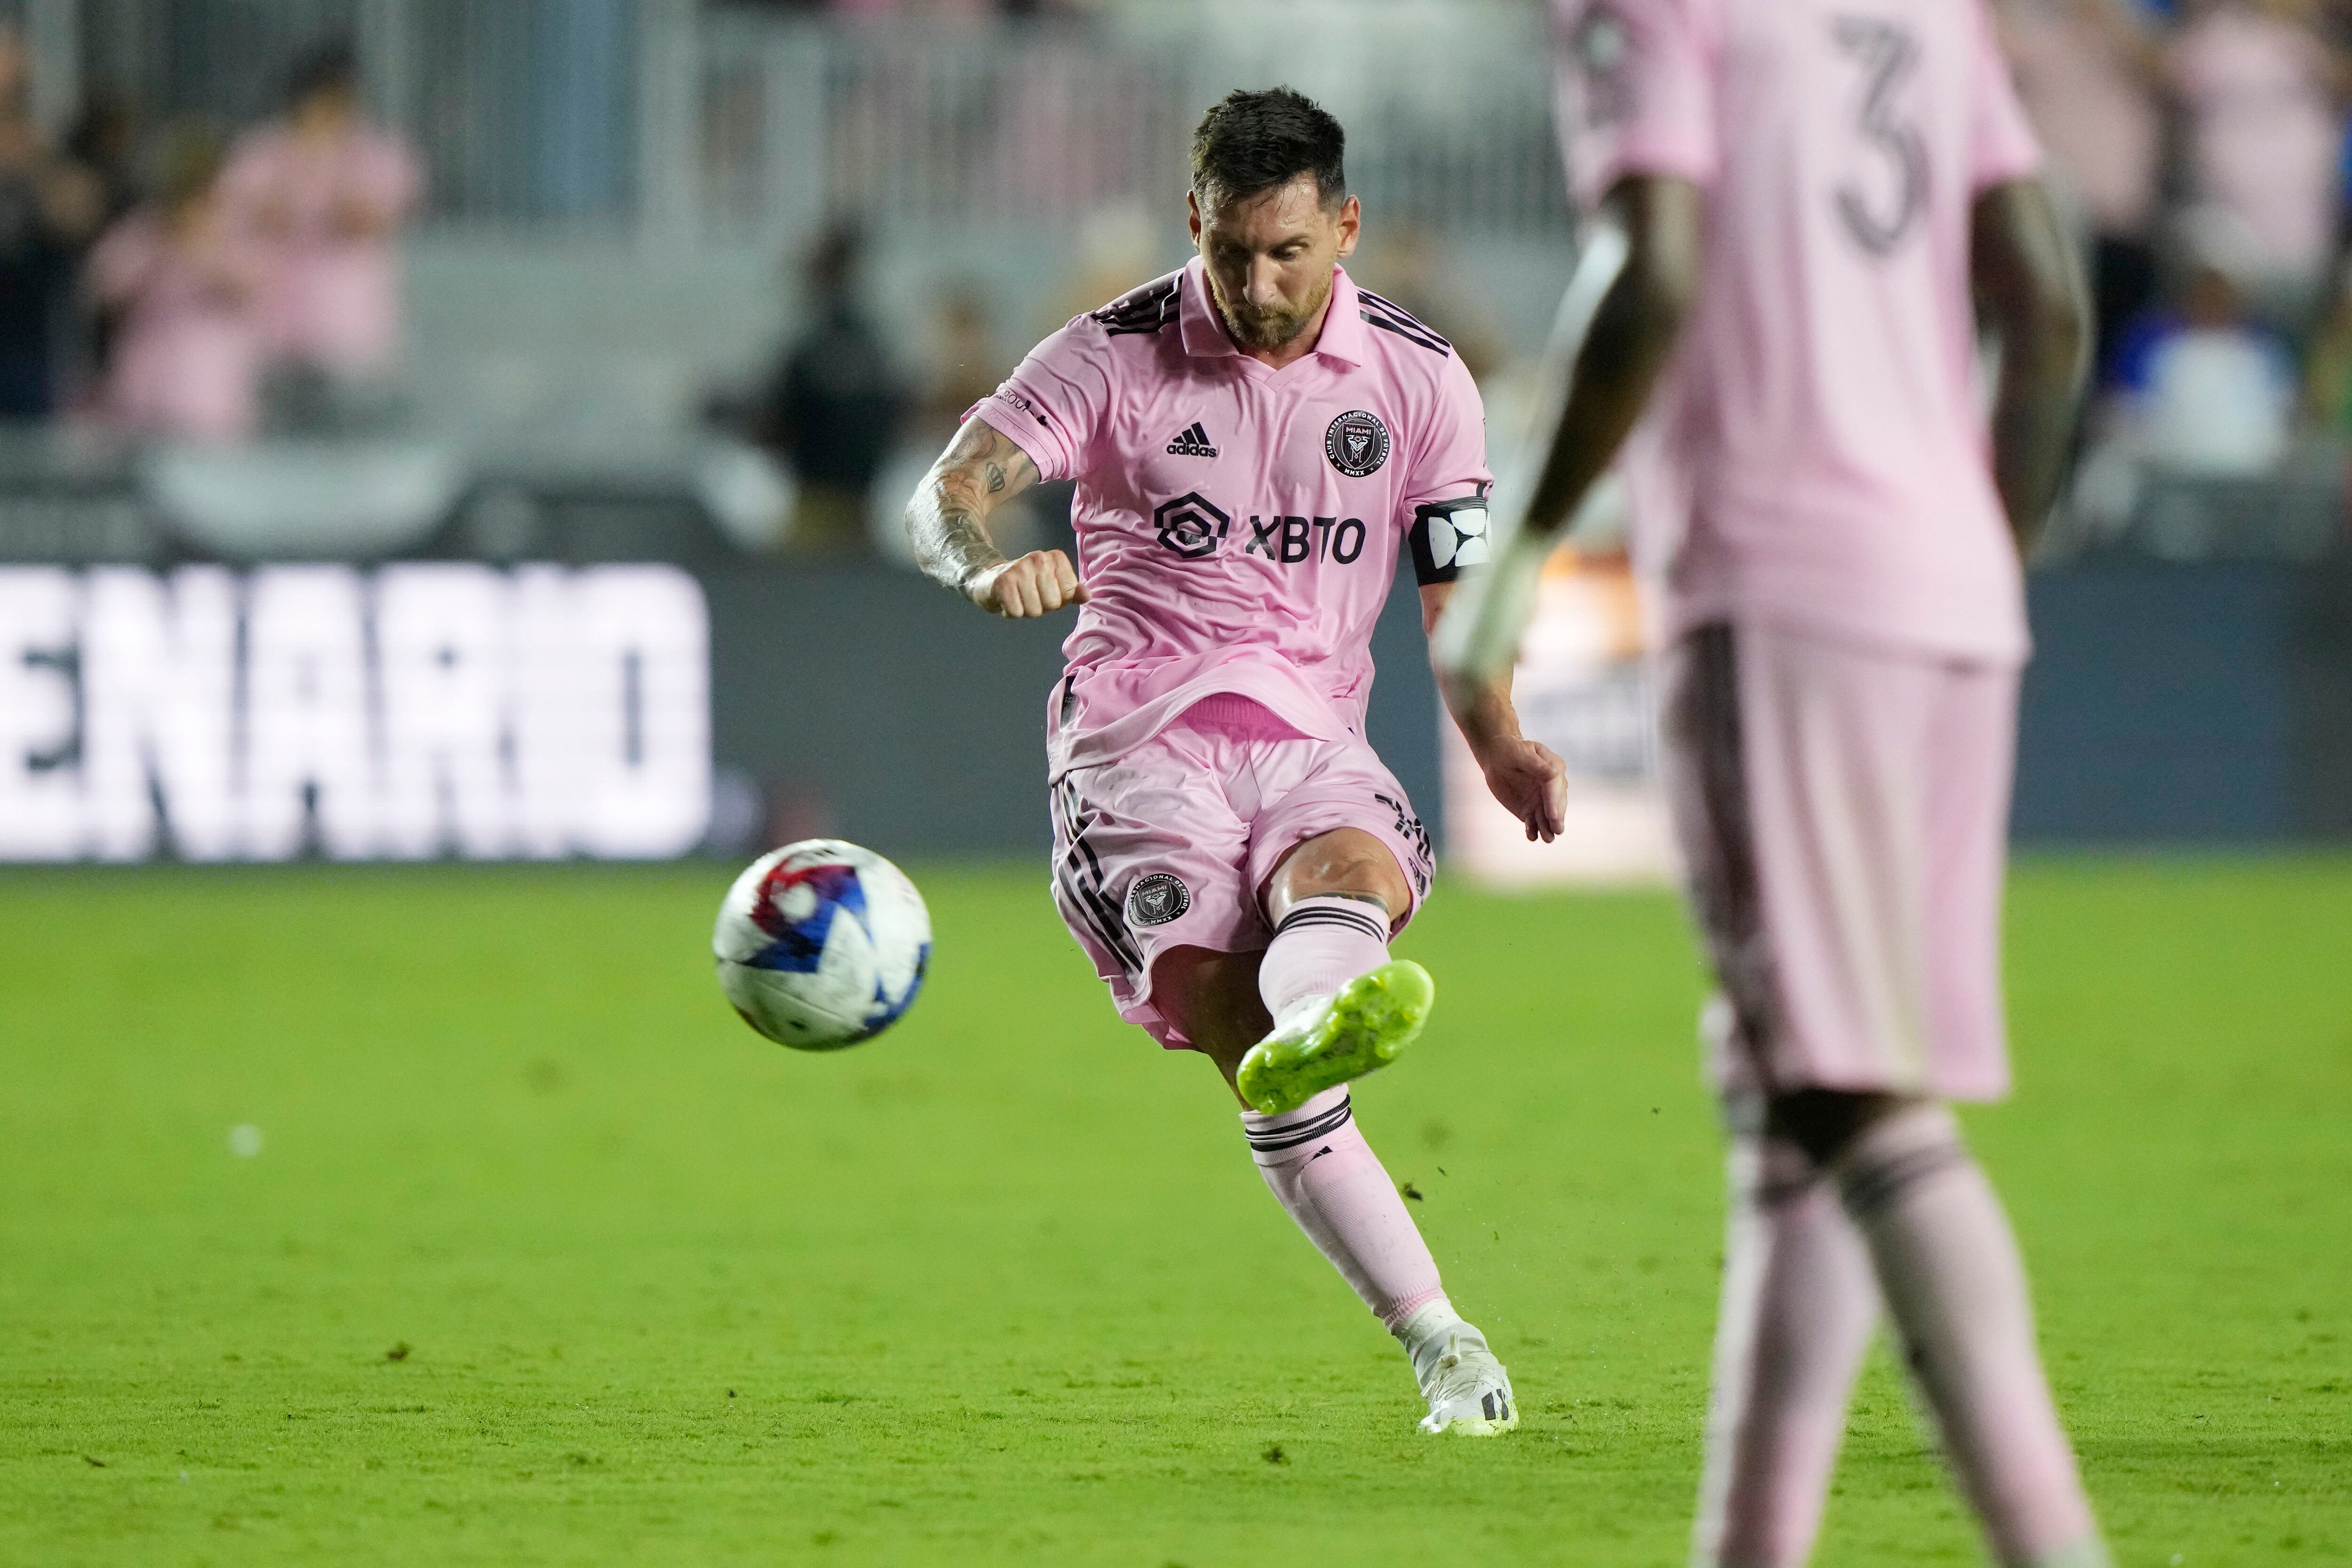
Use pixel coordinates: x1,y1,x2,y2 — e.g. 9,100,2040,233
1269,828,1408,917
1764,1087,1919,1168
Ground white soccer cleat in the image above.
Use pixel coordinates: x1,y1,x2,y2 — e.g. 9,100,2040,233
1412,1321,1519,1436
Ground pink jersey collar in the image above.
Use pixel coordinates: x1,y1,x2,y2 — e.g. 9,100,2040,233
1177,257,1370,368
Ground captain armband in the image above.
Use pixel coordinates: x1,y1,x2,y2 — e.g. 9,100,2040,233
1407,495,1494,585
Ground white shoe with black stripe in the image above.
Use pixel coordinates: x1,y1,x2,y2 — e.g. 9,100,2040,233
1412,1322,1519,1436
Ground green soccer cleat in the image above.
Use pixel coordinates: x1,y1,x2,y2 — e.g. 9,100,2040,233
1236,959,1435,1114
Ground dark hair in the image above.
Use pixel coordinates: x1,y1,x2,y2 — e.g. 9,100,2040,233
285,37,358,107
1190,87,1346,211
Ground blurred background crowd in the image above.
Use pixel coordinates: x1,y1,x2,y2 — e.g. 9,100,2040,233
3,28,413,443
3,0,2347,860
5,0,2352,567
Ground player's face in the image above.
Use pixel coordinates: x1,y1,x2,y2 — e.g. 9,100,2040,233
1190,176,1361,351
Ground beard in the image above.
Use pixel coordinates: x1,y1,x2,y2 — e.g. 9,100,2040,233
1210,269,1332,351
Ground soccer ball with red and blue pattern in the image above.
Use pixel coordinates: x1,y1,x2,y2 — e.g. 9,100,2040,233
713,840,931,1050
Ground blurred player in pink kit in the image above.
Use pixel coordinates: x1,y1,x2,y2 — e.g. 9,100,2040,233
905,88,1567,1435
1437,0,2106,1561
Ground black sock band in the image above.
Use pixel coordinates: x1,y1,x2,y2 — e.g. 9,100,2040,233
1272,899,1389,945
1241,1093,1353,1154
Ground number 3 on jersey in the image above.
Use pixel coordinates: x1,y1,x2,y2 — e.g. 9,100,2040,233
1831,15,1926,257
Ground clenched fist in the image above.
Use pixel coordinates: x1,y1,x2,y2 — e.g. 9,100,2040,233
969,550,1090,618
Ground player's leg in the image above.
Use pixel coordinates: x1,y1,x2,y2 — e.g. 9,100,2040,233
1666,626,1884,1565
1220,743,1510,1435
1779,653,2102,1567
1773,1091,2105,1568
1150,942,1271,1101
1670,622,2105,1567
1693,1108,1881,1568
1231,826,1433,1114
1154,937,1507,1434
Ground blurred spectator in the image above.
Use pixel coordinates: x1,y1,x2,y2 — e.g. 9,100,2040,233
924,286,1003,440
2298,247,2352,424
65,88,144,396
65,88,141,227
1042,201,1167,334
2168,0,2348,332
218,38,421,428
757,220,906,555
0,22,104,422
907,281,1052,559
1997,0,2167,377
2109,217,2298,473
86,127,263,445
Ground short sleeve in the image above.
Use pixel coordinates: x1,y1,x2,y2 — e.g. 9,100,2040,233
966,318,1114,483
1553,0,1720,212
1967,0,2042,192
1401,350,1494,515
1398,350,1495,584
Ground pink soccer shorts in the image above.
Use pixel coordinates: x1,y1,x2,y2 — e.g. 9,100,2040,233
1660,619,2021,1104
1048,693,1434,1050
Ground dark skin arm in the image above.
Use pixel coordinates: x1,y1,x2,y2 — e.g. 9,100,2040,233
1970,177,2091,557
1518,176,1705,542
1430,175,1701,707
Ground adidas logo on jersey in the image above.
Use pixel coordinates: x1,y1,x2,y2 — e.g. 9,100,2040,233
1166,422,1219,458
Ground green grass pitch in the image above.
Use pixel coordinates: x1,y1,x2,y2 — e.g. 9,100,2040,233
1,856,2346,1566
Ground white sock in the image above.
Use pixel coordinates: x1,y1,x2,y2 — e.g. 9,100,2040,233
1257,895,1390,1026
1839,1106,2103,1568
1389,1297,1468,1375
1694,1135,1880,1568
1240,1087,1450,1332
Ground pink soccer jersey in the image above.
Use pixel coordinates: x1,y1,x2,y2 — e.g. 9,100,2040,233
969,258,1492,777
1554,0,2044,663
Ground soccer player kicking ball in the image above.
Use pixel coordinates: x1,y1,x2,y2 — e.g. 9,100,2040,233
1438,0,2111,1561
906,88,1566,1436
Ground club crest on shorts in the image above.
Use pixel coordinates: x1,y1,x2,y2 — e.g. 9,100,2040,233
1324,410,1391,478
1126,871,1191,927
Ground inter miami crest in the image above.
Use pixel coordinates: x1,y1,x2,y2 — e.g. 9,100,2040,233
1325,410,1391,478
1126,872,1191,927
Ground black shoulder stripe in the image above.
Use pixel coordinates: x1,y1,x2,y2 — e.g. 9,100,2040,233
1360,309,1452,357
1356,287,1452,347
1358,287,1453,355
1091,273,1183,337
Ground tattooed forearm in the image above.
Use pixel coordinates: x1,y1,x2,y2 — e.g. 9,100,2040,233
906,422,1039,603
915,505,1005,598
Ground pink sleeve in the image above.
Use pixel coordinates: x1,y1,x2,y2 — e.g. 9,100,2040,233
966,318,1112,483
1400,350,1494,512
1968,0,2042,191
361,133,424,215
86,213,161,306
1553,0,1718,211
